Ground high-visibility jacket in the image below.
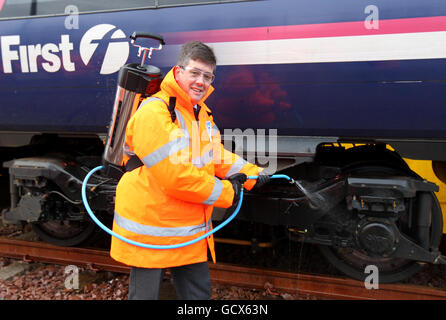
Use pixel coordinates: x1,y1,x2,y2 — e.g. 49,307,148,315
110,68,262,268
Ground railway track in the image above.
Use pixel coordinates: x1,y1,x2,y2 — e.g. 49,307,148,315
0,238,445,300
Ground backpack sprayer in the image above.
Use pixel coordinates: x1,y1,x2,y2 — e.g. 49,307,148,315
102,31,165,180
81,32,326,249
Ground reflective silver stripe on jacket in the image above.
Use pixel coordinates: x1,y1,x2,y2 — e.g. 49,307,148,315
225,157,247,178
175,109,190,138
125,97,169,159
138,97,164,109
142,136,190,168
134,99,192,169
203,177,223,205
192,149,214,168
114,211,211,237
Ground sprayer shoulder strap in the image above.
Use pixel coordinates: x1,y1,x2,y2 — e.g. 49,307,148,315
126,96,177,172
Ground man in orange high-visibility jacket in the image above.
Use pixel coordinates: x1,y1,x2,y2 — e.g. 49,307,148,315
110,41,270,300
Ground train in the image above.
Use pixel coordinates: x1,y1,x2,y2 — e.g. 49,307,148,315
1,0,446,284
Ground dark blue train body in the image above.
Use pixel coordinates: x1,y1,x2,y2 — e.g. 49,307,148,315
1,0,446,284
1,0,446,144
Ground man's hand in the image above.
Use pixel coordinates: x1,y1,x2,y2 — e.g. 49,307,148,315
226,173,247,213
253,172,271,190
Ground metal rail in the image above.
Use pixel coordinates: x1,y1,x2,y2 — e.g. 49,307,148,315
0,238,445,300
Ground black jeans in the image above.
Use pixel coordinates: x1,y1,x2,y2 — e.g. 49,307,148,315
128,261,211,300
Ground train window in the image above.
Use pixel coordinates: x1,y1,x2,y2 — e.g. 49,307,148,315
0,0,254,19
0,0,155,19
157,0,252,6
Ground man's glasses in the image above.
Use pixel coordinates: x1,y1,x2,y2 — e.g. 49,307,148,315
179,66,215,84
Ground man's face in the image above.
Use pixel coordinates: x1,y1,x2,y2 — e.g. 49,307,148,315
174,59,214,105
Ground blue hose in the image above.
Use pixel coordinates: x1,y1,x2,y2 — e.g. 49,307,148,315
81,165,290,249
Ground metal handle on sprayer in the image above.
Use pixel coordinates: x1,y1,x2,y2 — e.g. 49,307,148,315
130,31,165,44
130,31,165,68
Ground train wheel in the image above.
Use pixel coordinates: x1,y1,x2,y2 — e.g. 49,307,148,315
32,220,96,247
319,165,444,283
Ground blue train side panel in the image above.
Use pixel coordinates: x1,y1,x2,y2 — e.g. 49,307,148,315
1,0,446,138
3,1,446,284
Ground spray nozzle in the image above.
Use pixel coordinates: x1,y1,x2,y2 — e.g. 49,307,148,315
249,175,329,211
288,178,328,211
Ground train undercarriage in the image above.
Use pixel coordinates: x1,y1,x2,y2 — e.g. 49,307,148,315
1,135,445,283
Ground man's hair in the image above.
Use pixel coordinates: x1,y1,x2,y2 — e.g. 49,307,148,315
177,41,217,71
